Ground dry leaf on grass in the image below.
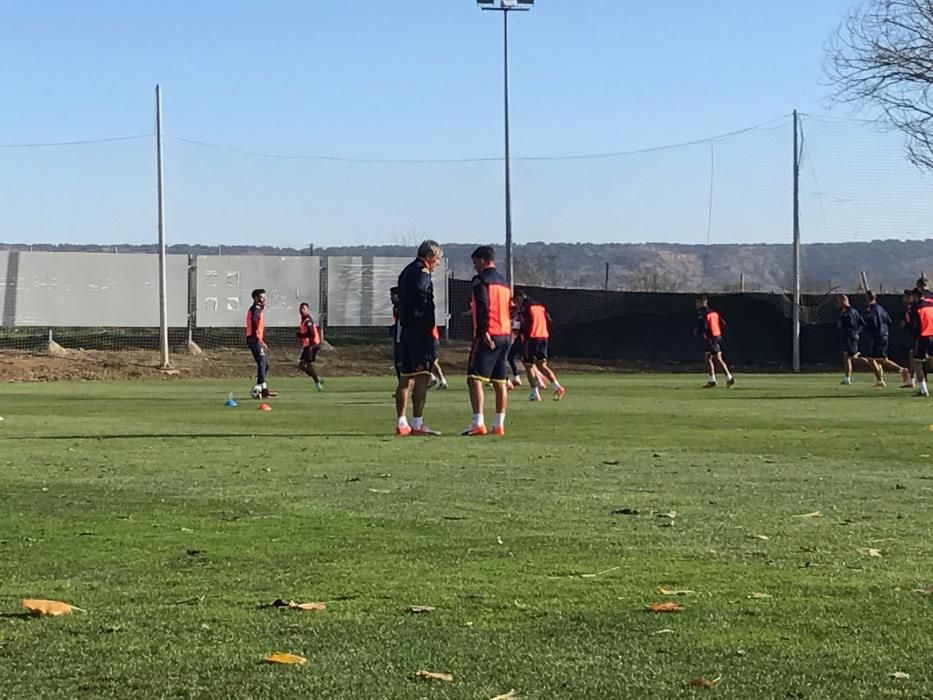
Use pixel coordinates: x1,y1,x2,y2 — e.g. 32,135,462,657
408,605,435,614
263,652,308,665
263,599,326,611
581,566,620,579
646,602,683,613
890,671,910,680
911,587,933,595
794,511,822,518
652,628,675,635
657,587,694,595
748,592,771,599
751,534,770,541
858,548,883,557
415,670,454,683
21,599,85,616
489,691,519,700
690,676,721,688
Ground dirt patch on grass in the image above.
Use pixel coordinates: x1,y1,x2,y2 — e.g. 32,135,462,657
0,341,638,383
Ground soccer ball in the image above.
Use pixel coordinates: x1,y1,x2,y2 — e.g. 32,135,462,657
249,385,263,399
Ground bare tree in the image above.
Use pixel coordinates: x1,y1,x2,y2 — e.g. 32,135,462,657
828,0,933,169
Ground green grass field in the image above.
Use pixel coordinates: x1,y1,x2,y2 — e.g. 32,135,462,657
2,374,932,699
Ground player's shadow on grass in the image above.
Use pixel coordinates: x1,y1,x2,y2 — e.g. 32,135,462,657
739,393,906,400
0,432,367,440
0,613,35,620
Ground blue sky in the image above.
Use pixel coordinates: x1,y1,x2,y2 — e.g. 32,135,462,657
2,0,932,247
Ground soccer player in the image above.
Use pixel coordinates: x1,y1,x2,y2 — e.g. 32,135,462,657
694,294,735,388
862,290,907,388
917,277,933,300
296,302,323,392
909,287,933,396
838,294,880,385
514,289,565,401
462,246,512,436
430,325,449,390
901,288,920,389
506,304,524,388
246,288,277,398
394,241,444,436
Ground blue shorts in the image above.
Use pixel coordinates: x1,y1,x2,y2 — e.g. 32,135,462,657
468,335,511,383
842,334,860,356
523,338,549,363
299,345,320,363
867,336,889,359
397,327,437,377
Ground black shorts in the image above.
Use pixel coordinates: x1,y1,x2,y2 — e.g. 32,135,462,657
398,327,437,377
705,336,722,354
468,335,511,383
914,337,933,360
867,336,889,359
523,338,549,363
841,334,860,356
433,339,441,357
299,345,320,363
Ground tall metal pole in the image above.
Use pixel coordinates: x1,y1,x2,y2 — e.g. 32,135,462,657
502,9,514,288
156,85,170,369
792,109,801,373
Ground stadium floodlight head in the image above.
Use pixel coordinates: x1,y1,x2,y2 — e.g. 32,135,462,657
476,0,533,10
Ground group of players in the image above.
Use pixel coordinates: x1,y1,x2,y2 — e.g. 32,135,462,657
838,278,933,395
391,241,565,437
240,240,566,436
242,261,933,410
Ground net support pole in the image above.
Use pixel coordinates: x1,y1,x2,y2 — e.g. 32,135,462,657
792,109,801,373
156,84,170,369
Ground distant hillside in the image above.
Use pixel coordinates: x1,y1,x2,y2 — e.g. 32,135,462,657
3,240,932,293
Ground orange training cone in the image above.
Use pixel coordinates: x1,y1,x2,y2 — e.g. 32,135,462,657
258,403,272,412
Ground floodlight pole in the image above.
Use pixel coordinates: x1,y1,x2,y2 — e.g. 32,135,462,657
156,85,170,369
480,2,532,289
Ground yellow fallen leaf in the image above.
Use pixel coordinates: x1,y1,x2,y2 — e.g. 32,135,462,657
690,676,721,688
751,534,770,541
646,602,683,613
890,671,910,680
489,691,519,700
415,670,454,682
408,605,435,613
749,592,771,599
657,587,694,595
292,602,326,611
263,652,308,665
858,548,883,557
21,599,85,616
794,511,822,518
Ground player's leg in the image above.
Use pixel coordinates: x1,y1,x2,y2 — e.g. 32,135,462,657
490,339,510,434
432,358,448,389
918,340,931,396
713,352,735,387
842,351,853,384
508,341,523,386
703,352,717,388
463,340,491,435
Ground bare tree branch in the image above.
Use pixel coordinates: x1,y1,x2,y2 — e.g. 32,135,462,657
828,0,933,169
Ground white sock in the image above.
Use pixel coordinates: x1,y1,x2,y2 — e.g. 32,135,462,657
262,382,268,389
921,380,929,392
472,413,484,426
412,416,424,430
530,387,540,396
397,416,409,428
550,381,562,390
726,373,733,381
709,375,716,383
494,413,505,428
